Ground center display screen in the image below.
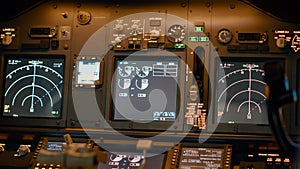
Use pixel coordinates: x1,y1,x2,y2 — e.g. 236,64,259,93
2,54,65,118
112,56,179,122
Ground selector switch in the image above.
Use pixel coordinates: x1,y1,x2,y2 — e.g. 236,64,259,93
14,144,31,157
276,37,287,48
0,143,5,152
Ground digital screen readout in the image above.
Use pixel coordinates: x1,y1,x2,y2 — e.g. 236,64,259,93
2,55,65,118
76,59,101,85
179,147,224,169
215,58,271,124
113,56,179,122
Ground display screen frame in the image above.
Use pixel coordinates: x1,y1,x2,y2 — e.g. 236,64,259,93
104,52,186,131
97,151,166,169
0,53,70,128
207,56,286,134
74,56,104,88
112,55,180,122
176,143,232,169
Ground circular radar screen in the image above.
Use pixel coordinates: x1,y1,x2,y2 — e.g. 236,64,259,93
3,55,65,118
215,57,270,125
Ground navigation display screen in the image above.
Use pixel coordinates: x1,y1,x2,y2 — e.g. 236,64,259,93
112,56,179,122
2,55,65,118
215,57,284,125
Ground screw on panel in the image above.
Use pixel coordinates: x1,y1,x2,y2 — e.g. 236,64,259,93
230,3,236,9
181,2,187,8
205,1,212,8
75,2,81,8
77,10,92,25
52,3,57,9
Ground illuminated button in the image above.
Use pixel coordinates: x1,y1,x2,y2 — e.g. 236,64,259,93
275,158,281,162
135,41,141,49
128,41,134,48
33,153,39,157
284,158,290,163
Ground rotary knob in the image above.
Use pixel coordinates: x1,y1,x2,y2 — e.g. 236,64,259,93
167,24,186,42
276,37,287,48
113,20,125,32
217,29,232,44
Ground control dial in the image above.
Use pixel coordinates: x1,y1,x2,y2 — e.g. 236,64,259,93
113,20,126,32
167,24,186,42
276,37,287,48
128,20,143,35
217,29,232,44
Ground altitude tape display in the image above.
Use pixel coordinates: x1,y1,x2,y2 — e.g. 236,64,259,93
216,58,268,124
3,55,64,118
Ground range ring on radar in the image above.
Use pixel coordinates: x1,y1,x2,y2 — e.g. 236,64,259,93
3,55,64,118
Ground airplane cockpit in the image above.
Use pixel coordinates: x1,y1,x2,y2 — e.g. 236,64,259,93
0,0,299,168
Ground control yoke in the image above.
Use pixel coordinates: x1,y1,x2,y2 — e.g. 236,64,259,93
263,61,299,156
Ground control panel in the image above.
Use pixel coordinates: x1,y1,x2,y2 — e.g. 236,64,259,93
0,0,299,169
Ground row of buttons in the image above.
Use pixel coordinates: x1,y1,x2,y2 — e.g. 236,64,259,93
224,145,233,169
34,163,61,169
170,145,180,167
